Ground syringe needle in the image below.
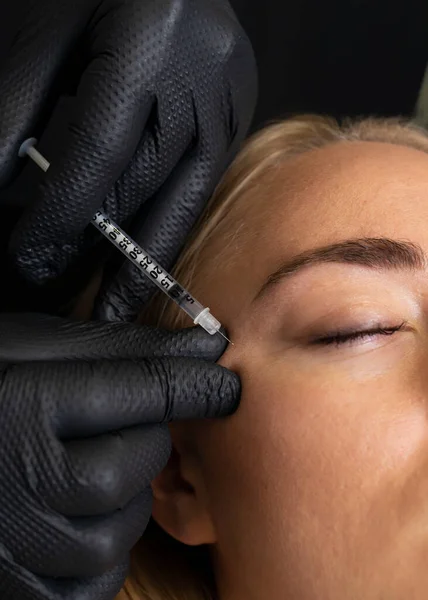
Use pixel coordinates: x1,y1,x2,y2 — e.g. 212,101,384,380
218,330,234,345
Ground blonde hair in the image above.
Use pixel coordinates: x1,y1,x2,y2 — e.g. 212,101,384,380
116,114,428,600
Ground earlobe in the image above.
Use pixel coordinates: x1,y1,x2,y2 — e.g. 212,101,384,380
151,435,217,546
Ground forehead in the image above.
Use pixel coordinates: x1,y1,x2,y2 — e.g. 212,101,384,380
193,141,428,323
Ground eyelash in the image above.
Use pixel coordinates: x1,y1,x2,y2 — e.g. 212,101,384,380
313,321,407,347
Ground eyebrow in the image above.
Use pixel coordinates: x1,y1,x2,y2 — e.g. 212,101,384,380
255,237,427,300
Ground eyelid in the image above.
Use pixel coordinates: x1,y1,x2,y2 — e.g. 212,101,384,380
310,321,408,348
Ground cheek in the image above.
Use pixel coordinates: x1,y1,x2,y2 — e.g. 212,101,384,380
212,343,428,500
193,352,428,586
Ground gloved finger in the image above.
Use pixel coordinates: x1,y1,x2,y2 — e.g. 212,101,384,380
44,424,171,516
1,357,239,437
0,313,227,362
0,4,84,186
9,58,152,283
8,481,147,577
0,549,127,600
42,357,240,438
98,90,195,230
94,107,230,322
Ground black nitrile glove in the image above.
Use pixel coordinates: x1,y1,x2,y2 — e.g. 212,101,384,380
0,313,240,600
0,0,257,318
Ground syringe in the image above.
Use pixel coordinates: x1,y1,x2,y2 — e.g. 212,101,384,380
18,137,231,343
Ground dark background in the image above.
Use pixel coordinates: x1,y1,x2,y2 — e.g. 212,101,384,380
231,0,428,130
2,0,428,311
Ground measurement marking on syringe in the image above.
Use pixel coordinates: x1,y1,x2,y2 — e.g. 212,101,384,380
93,211,178,291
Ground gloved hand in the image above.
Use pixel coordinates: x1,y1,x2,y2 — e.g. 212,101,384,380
0,313,239,600
0,0,257,318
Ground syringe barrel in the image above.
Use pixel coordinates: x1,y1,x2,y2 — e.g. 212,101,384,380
92,210,181,295
92,210,219,332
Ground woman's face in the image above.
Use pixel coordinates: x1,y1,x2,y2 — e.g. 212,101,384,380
157,140,428,599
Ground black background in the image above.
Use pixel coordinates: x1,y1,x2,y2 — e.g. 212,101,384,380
231,0,428,130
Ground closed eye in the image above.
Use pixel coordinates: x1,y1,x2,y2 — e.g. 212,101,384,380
312,321,407,348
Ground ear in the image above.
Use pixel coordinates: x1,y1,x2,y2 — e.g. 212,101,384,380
151,424,216,546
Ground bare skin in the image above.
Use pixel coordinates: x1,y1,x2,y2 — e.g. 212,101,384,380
151,140,428,599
